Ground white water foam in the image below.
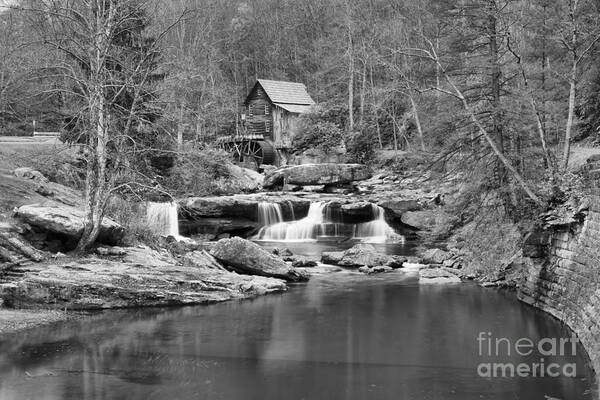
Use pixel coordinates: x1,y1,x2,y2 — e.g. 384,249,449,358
353,204,403,244
146,202,180,237
255,201,403,243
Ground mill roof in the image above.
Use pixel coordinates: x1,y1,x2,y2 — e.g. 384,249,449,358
246,79,316,106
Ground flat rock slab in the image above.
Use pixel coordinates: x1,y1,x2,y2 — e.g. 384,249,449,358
401,210,439,231
0,168,81,213
180,194,310,221
419,268,462,284
16,204,124,245
0,247,286,309
210,237,309,282
264,163,373,188
322,244,405,269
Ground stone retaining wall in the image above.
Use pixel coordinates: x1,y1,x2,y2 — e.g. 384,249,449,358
519,190,600,373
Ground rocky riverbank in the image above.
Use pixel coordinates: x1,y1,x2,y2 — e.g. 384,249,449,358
0,241,315,310
0,161,461,333
0,309,80,334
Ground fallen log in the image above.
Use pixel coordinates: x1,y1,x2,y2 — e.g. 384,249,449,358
0,232,44,262
0,245,20,265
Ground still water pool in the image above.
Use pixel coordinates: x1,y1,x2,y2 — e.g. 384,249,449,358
0,269,596,400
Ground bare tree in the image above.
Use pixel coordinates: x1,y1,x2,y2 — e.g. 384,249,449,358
403,38,543,205
14,0,184,251
558,0,600,169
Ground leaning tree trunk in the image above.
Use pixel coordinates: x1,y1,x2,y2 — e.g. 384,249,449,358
562,0,579,171
430,49,543,205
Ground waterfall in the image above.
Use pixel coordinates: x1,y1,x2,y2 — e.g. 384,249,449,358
286,200,295,221
255,202,340,242
353,204,403,244
146,202,180,237
258,202,284,226
254,201,403,244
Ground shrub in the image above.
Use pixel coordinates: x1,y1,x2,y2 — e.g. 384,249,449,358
345,129,377,164
105,197,160,246
293,106,345,155
168,145,250,196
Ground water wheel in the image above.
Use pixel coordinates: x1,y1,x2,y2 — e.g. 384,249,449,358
241,140,276,166
220,141,244,162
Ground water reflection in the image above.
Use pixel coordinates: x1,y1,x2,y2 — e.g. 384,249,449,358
0,274,596,400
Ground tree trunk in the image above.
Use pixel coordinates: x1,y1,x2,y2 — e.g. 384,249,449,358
562,0,579,171
76,2,115,252
433,53,542,205
403,54,424,150
409,95,424,151
346,0,354,132
392,110,398,153
563,61,577,170
0,232,44,262
177,103,184,150
359,56,366,126
347,41,354,132
369,62,383,149
488,3,503,152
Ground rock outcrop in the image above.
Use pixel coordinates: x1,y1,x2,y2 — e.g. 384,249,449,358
178,194,311,239
321,244,405,269
419,268,461,284
210,237,309,282
13,167,49,183
16,204,124,245
378,199,422,218
400,210,438,230
0,168,81,213
421,248,450,265
321,251,344,265
0,246,287,309
181,194,311,220
225,164,264,192
264,163,373,188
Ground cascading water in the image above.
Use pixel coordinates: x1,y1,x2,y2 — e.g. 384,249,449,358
257,202,284,226
255,202,333,242
254,201,402,243
146,202,180,237
353,204,402,244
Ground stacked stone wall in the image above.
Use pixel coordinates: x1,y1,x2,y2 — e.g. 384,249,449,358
519,190,600,372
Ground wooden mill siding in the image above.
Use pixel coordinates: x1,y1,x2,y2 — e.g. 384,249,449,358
272,107,298,148
243,79,315,148
245,86,272,137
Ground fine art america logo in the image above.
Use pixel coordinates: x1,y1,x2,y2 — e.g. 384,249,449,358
477,332,579,378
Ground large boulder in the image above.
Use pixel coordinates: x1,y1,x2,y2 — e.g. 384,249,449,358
16,204,124,245
421,248,450,265
378,199,422,219
179,194,310,221
13,167,49,183
419,268,461,284
400,210,438,230
324,244,405,269
210,237,309,282
264,163,373,188
1,168,81,213
225,164,264,192
180,196,259,219
340,202,377,223
321,251,344,265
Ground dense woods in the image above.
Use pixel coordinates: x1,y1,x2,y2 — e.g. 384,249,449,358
2,0,600,247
